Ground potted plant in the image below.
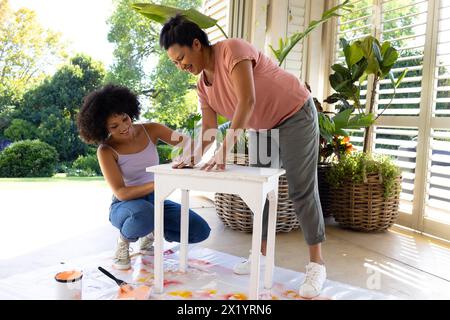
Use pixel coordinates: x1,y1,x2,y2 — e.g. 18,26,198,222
327,152,402,231
323,35,408,231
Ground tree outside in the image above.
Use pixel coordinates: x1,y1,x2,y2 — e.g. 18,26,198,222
0,0,67,109
0,0,204,177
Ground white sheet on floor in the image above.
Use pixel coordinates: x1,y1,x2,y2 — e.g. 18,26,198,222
0,244,395,300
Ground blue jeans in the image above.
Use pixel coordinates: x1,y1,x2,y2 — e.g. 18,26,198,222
109,192,211,243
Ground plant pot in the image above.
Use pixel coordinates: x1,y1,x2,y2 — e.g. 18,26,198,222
330,173,402,232
214,153,300,233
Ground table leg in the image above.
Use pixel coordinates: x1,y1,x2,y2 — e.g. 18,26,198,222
248,193,265,300
153,187,165,294
264,188,278,289
179,189,189,272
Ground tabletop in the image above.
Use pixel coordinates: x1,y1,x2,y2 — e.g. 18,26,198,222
146,163,285,183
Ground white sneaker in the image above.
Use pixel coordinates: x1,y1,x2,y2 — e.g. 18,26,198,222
233,251,265,275
299,262,327,298
113,237,131,270
139,232,154,255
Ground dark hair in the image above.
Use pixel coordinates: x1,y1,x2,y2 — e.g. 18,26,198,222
159,14,210,50
76,84,140,145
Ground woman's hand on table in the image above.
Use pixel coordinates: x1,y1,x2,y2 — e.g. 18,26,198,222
201,147,227,172
171,154,197,169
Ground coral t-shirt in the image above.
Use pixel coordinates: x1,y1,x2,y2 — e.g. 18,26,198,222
197,38,310,130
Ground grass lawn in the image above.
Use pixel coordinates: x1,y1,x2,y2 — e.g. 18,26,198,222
0,175,107,190
0,175,105,183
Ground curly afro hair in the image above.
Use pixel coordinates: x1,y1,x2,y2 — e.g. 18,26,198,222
77,84,141,145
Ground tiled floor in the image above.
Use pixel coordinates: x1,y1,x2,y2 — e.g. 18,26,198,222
1,181,450,299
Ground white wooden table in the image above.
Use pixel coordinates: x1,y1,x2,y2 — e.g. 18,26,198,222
146,164,285,299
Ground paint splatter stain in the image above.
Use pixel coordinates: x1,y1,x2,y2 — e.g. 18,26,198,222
195,289,217,298
139,268,152,275
164,279,183,287
168,290,193,299
117,285,151,300
141,258,154,266
188,259,212,267
136,277,152,284
223,293,247,300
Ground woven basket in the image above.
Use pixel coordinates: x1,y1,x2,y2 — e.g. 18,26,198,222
330,173,401,232
318,163,333,217
214,154,300,233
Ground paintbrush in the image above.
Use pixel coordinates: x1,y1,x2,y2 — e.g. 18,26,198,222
98,266,133,292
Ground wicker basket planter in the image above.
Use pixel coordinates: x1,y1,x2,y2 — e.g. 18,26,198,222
330,173,401,232
214,154,300,233
318,163,333,217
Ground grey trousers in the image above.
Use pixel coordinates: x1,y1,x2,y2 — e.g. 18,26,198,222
248,96,326,246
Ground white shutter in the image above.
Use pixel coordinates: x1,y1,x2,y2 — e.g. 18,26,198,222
424,0,450,228
373,127,419,214
426,129,450,225
378,0,429,117
284,0,308,78
332,0,450,240
369,0,430,215
433,0,450,117
202,0,232,43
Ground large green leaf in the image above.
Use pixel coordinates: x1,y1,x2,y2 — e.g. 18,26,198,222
351,59,368,81
132,3,217,29
366,55,380,75
382,47,399,67
358,37,373,59
331,64,352,79
380,41,391,56
329,74,354,98
132,3,182,23
183,8,218,29
347,43,364,67
329,73,344,91
335,128,349,136
372,40,382,63
346,113,375,128
333,108,353,130
340,38,350,66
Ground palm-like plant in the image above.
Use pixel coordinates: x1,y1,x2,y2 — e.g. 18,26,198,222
132,2,228,38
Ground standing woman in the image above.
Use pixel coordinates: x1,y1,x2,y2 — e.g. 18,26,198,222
159,15,326,298
77,84,211,270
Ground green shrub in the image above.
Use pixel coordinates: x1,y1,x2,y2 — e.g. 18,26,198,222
327,152,402,199
157,144,173,164
68,154,101,177
54,161,71,174
0,139,58,177
37,113,88,162
4,119,38,141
